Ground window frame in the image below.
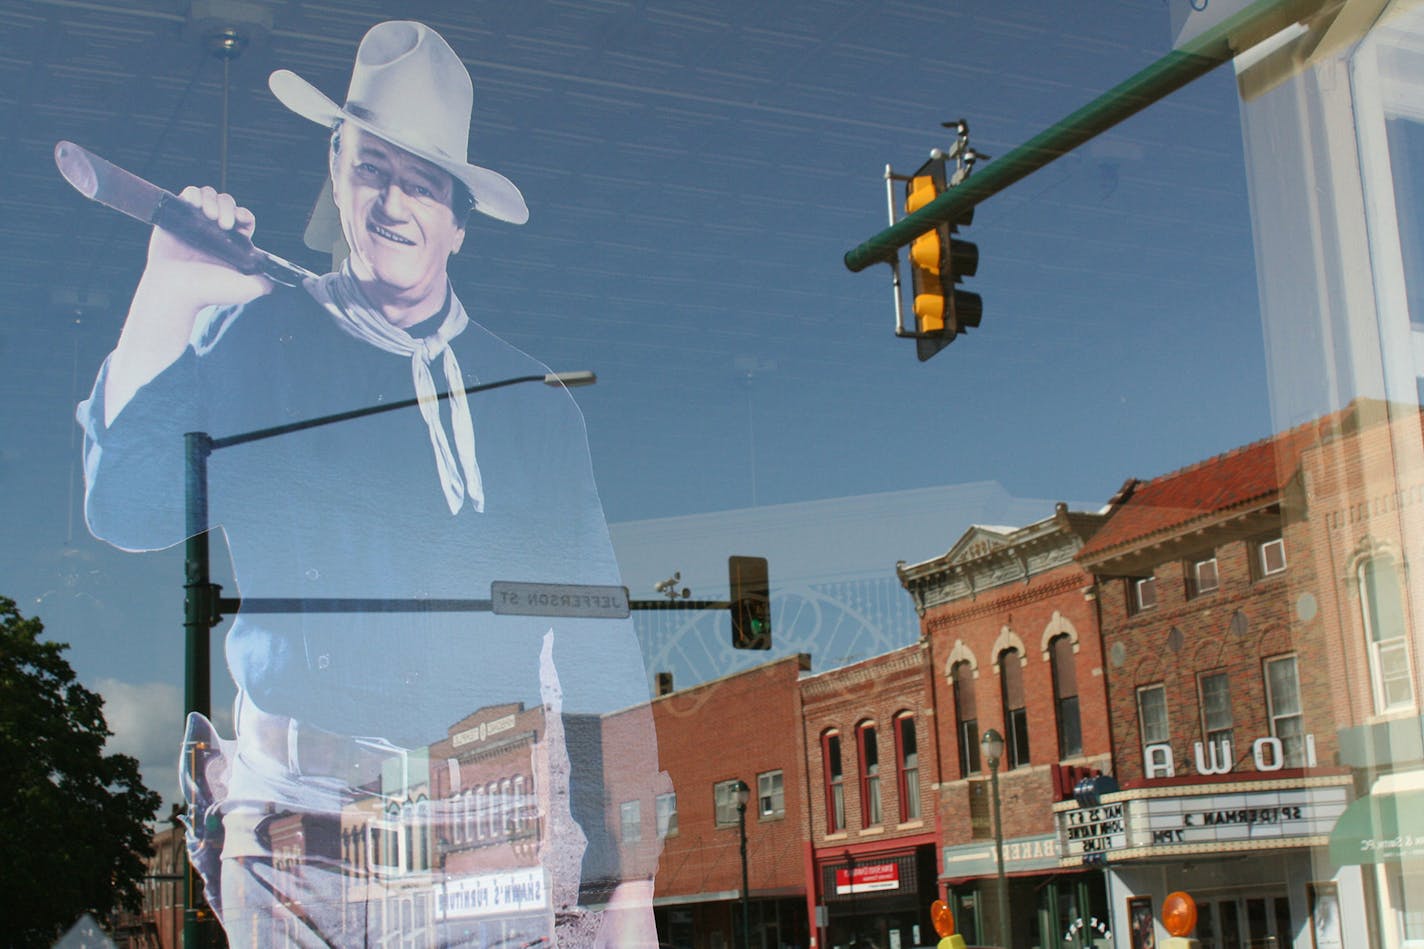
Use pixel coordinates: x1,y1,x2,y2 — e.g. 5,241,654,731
757,769,785,819
894,711,921,821
713,778,744,828
619,799,642,843
1000,648,1030,768
1049,634,1082,759
857,720,882,826
1187,554,1220,598
1131,574,1158,613
1359,554,1418,713
1257,536,1287,578
822,730,845,833
952,660,981,777
1263,653,1306,767
1137,683,1169,758
655,790,678,838
1198,669,1235,763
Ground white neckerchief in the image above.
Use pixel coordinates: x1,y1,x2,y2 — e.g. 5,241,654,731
306,267,483,515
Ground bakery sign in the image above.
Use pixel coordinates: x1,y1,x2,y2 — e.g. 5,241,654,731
835,862,901,895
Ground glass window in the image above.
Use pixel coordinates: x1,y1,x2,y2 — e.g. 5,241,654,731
858,722,882,825
1132,575,1158,612
823,731,845,833
895,713,920,821
1138,683,1169,749
1264,654,1306,767
1188,555,1219,596
413,798,430,870
1360,554,1418,712
656,791,678,838
620,799,641,843
757,769,784,819
1258,537,1287,577
953,661,980,776
714,779,744,827
1000,649,1030,768
1050,634,1082,758
1199,671,1234,765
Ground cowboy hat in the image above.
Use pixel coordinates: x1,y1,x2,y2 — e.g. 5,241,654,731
269,20,528,226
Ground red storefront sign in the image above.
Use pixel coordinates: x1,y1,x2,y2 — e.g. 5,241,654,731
834,862,900,894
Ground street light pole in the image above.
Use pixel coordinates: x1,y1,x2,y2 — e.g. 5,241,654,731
178,370,595,945
735,779,752,949
981,728,1010,949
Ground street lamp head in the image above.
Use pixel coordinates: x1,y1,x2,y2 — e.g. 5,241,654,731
981,728,1005,768
543,370,597,387
734,779,751,808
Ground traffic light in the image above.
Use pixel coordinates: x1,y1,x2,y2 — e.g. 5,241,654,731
728,555,771,649
903,156,981,361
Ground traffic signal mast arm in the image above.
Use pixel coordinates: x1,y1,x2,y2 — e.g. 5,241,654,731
844,0,1328,274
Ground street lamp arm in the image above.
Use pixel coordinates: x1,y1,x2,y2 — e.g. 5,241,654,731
210,371,594,451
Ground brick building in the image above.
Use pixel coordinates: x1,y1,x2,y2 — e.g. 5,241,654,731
1074,417,1365,947
801,644,939,949
112,811,186,948
1292,402,1424,948
898,505,1110,949
649,654,813,949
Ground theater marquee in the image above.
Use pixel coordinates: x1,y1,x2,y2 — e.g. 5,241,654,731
1054,777,1352,865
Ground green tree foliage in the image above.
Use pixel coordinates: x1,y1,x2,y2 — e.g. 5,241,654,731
0,597,161,946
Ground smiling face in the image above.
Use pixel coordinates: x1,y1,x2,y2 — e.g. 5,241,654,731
329,125,467,326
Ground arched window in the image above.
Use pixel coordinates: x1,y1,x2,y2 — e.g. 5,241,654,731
1050,634,1082,758
485,781,499,839
1000,648,1030,768
400,801,414,872
1360,554,1417,712
512,774,528,835
414,798,430,870
499,778,514,838
952,660,980,776
822,729,845,833
894,712,920,821
857,721,882,825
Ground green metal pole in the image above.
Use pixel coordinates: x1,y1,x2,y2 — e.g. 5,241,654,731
991,761,1009,949
843,0,1323,273
183,431,214,949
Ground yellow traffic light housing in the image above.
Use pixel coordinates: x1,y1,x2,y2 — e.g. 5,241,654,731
901,156,981,361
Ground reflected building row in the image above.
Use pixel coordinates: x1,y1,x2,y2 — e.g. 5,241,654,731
118,400,1422,949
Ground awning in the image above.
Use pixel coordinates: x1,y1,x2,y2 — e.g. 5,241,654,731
1328,790,1424,864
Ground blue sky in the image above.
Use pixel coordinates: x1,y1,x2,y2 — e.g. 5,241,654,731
0,0,1274,806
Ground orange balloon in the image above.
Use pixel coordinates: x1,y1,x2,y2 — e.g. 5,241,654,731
1162,891,1198,936
931,899,956,937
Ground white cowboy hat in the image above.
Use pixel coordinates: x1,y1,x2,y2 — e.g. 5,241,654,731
269,20,528,227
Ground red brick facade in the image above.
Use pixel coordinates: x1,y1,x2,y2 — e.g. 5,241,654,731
649,654,812,945
1078,421,1351,787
